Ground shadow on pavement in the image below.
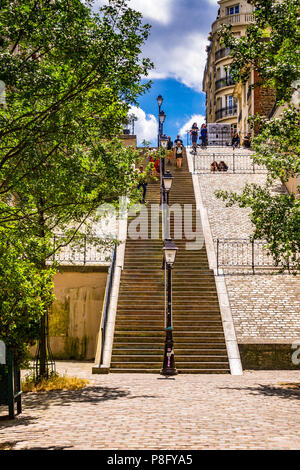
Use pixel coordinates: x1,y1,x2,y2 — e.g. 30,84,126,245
218,384,300,400
22,385,132,411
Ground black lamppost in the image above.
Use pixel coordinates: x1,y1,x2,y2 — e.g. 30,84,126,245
162,170,174,239
161,238,178,376
163,170,174,206
157,95,167,201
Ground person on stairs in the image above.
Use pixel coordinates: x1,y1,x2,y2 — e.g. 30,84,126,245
166,136,173,165
190,122,199,154
175,140,184,168
137,165,148,203
200,123,208,147
174,134,183,145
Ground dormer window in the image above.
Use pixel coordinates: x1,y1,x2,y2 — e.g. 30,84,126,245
227,4,240,15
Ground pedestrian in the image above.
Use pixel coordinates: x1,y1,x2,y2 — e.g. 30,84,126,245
232,132,240,149
175,140,184,168
166,136,173,165
190,122,199,153
243,133,251,148
200,124,208,147
174,134,183,145
137,165,147,203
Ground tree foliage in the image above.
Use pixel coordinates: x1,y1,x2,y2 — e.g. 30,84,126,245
0,0,153,364
219,0,300,101
217,0,300,271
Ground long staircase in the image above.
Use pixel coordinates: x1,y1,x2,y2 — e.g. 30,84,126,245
110,153,230,373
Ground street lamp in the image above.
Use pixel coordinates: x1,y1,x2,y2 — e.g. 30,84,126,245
161,238,178,377
157,94,163,109
163,170,174,205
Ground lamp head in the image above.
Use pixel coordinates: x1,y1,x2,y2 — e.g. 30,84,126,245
163,170,174,192
163,238,178,266
157,95,163,107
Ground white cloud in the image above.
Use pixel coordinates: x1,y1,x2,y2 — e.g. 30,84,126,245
93,1,215,93
129,0,174,25
130,106,158,145
179,114,206,137
146,33,209,92
95,0,174,25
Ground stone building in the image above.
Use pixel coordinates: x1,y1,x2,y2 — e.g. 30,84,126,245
202,0,254,132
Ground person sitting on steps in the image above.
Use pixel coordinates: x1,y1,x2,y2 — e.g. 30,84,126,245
232,132,240,149
211,161,219,172
219,161,228,172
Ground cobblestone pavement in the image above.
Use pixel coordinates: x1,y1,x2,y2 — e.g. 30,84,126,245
194,154,300,343
1,362,300,450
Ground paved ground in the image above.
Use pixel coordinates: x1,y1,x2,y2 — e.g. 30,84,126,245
0,362,300,450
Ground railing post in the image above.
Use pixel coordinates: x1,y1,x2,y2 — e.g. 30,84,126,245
52,235,56,262
84,235,87,265
252,240,255,274
217,238,219,276
233,152,235,173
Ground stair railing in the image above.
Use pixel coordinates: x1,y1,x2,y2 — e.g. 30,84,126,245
99,246,117,365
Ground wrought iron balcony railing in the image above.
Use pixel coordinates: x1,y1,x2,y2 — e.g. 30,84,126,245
215,47,231,62
215,76,235,90
215,105,237,120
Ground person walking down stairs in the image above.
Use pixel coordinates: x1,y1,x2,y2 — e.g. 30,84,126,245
175,140,184,169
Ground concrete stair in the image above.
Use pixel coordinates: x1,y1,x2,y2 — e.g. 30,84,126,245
110,155,230,374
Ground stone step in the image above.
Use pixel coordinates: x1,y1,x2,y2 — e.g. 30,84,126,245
110,362,229,370
113,336,225,343
112,343,227,350
114,331,225,339
112,348,227,355
111,354,228,363
110,369,230,374
115,323,223,331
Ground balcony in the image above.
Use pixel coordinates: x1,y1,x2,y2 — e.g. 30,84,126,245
215,47,231,62
215,76,235,91
215,106,238,121
212,13,254,34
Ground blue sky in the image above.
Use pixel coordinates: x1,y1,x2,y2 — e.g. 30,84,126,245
95,0,219,145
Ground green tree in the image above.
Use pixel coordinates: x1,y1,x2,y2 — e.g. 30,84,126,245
0,0,153,371
0,231,55,366
216,0,300,271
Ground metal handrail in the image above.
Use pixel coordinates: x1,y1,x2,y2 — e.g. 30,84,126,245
193,152,266,174
215,238,298,274
49,234,111,265
100,246,117,365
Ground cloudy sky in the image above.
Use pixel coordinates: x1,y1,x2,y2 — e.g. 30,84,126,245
95,0,219,145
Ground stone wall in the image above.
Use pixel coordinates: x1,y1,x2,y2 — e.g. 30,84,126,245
46,267,108,360
253,71,276,118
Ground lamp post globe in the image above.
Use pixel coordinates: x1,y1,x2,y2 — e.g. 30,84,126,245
159,110,166,125
157,94,163,108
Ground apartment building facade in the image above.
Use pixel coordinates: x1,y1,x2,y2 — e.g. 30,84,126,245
202,0,254,133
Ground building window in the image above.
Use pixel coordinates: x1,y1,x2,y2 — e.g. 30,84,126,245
227,4,240,15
